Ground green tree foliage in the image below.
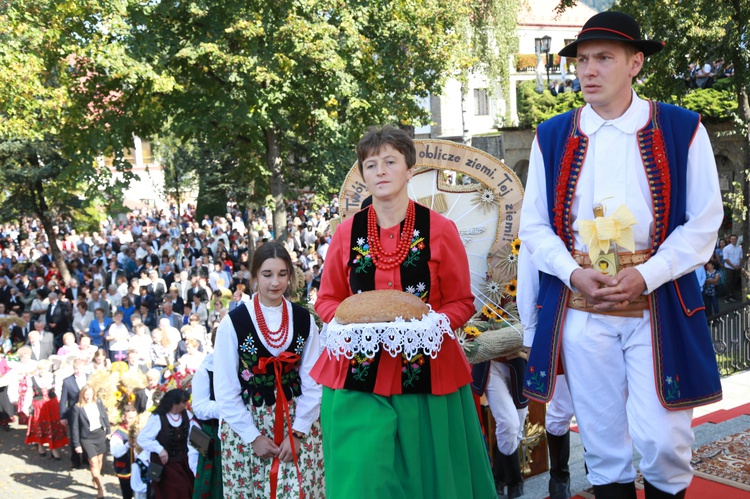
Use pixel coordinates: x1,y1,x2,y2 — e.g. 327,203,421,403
127,0,471,239
0,0,142,281
679,87,737,122
516,81,585,128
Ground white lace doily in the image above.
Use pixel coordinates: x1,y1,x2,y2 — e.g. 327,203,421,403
324,307,455,360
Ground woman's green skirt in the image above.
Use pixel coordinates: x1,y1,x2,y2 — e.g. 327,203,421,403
192,421,223,499
321,384,495,499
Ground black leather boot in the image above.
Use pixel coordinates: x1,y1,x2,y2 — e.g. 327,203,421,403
643,479,686,498
492,444,506,496
498,448,524,499
592,482,637,499
547,431,571,499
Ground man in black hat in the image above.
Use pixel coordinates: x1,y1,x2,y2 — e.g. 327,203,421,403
518,11,723,499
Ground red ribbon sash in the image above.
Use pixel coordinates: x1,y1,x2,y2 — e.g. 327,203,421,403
257,352,303,499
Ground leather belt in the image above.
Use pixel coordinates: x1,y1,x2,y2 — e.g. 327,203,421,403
572,250,650,268
568,250,650,317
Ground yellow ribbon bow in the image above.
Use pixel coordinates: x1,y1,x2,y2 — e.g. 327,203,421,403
578,204,637,262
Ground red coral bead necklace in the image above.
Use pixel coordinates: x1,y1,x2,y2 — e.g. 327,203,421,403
367,200,415,270
254,294,290,348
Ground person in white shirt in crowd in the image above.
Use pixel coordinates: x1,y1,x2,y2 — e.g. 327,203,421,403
128,323,153,364
77,335,98,364
106,310,132,363
73,302,95,339
722,234,743,302
177,338,205,374
105,284,123,314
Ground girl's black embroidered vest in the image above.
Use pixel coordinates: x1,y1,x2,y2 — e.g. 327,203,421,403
345,202,433,394
156,410,189,458
113,427,132,478
229,302,311,407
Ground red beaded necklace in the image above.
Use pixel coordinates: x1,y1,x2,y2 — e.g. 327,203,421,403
254,294,290,348
367,200,415,271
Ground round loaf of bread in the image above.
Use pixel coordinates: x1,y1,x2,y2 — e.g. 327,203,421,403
334,290,430,325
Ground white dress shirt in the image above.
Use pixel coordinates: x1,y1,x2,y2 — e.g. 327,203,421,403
110,427,131,459
84,403,103,431
723,243,742,268
214,296,322,445
519,91,723,295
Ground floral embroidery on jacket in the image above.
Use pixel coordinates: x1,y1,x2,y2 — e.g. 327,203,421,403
665,374,681,401
403,230,425,267
352,237,373,273
404,282,428,301
526,365,547,392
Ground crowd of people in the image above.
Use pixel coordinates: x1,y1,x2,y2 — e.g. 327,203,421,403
0,195,340,498
684,58,734,90
695,232,745,316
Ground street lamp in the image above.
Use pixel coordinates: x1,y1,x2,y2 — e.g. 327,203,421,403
535,35,552,87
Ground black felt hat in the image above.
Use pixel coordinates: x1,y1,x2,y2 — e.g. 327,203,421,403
559,11,664,58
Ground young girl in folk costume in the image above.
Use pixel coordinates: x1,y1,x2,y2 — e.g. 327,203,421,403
110,404,140,499
191,332,222,499
24,359,68,458
214,241,324,498
136,388,198,499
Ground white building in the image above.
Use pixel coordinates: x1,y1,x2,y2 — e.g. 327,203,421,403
106,137,197,213
426,0,597,140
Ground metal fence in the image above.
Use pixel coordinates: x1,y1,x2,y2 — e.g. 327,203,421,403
709,301,750,376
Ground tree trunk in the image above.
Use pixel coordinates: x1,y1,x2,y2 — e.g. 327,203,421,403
33,181,71,284
730,0,749,301
265,126,287,241
738,89,749,301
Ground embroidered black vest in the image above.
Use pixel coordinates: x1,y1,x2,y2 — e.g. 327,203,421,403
229,303,310,407
156,410,189,458
113,427,132,478
344,202,433,394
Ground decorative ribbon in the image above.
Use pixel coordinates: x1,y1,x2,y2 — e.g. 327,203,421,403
578,204,637,262
257,352,302,499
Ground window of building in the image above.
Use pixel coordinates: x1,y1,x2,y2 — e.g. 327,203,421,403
474,88,490,116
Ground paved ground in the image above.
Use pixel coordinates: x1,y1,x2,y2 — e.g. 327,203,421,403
523,369,750,498
1,370,748,498
0,422,120,498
